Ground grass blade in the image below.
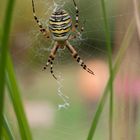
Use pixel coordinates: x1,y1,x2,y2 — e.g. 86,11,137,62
6,55,32,140
100,0,114,139
0,0,32,139
87,20,135,140
2,128,9,140
3,115,15,140
0,0,15,137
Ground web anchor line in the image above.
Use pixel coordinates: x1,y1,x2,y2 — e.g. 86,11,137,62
57,74,70,110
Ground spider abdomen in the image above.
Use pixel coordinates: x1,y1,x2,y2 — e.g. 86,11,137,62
49,9,72,41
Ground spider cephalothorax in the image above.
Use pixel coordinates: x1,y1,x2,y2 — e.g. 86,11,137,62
32,0,94,80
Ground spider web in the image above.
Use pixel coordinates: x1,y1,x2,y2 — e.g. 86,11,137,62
8,0,139,139
13,0,117,109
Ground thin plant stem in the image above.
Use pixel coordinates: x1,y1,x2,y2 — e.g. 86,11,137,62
3,115,15,140
100,0,114,140
0,0,32,139
87,20,135,140
6,55,33,140
133,0,140,39
0,0,15,137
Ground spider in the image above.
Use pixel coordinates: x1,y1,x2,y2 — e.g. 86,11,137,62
31,0,94,80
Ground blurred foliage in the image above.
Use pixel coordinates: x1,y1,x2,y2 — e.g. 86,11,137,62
0,0,140,140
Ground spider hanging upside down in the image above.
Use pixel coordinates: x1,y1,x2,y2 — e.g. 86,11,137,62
31,0,94,80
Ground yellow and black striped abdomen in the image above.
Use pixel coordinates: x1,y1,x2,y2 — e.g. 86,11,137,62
49,9,72,41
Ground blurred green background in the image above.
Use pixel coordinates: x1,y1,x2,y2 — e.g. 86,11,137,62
0,0,140,140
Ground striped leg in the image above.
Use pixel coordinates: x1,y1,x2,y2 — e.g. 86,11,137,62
43,43,59,79
32,0,50,38
72,0,85,38
43,56,53,70
73,0,79,29
66,41,94,75
50,61,57,80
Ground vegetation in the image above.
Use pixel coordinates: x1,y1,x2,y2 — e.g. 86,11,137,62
0,0,138,139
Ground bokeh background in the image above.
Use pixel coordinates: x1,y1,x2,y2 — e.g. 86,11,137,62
0,0,140,139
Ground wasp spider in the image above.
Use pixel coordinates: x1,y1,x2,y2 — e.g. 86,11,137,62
32,0,94,80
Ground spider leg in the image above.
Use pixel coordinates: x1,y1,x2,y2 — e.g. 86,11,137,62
50,61,57,80
66,41,94,75
72,0,84,32
72,0,86,39
43,42,59,79
72,0,79,29
31,0,50,38
43,57,57,80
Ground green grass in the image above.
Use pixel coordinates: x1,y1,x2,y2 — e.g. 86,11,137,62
87,20,135,140
0,0,32,139
0,0,15,137
6,55,32,140
2,115,15,140
100,0,114,140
